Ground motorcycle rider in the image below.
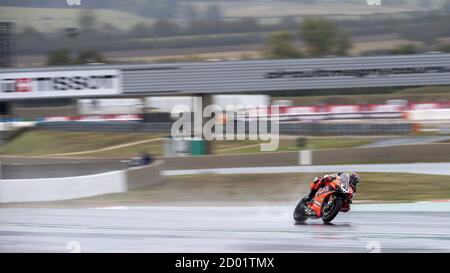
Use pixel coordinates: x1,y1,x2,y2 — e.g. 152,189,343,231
306,172,360,212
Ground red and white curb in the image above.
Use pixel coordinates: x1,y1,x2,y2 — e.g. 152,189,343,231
417,200,450,204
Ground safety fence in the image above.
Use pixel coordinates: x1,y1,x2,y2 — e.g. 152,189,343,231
279,123,413,135
36,121,173,133
36,121,414,135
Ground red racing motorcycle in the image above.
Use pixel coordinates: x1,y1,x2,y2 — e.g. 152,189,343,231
293,173,355,223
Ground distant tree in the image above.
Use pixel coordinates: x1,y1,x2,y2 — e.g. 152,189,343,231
437,43,450,53
263,31,302,59
77,49,105,64
390,44,419,55
205,4,223,21
300,17,336,57
333,32,352,56
300,17,352,57
47,48,71,66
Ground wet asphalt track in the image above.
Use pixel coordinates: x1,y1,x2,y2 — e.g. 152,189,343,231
1,203,449,253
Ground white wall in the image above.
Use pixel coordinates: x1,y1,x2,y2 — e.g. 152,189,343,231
0,170,127,203
406,109,450,121
77,95,270,115
213,95,270,109
78,98,143,115
0,121,36,131
148,96,194,113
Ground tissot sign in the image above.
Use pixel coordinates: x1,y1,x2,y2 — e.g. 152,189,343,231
0,69,121,100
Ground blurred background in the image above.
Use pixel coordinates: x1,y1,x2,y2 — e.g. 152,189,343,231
0,0,449,66
0,0,450,253
0,0,450,206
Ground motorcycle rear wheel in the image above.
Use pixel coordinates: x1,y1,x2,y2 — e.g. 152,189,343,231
293,198,308,223
321,197,342,223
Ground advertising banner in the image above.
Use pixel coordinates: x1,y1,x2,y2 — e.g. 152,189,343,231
0,69,122,100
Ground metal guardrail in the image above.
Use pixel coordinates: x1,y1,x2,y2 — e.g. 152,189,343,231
36,121,413,135
279,123,413,135
37,121,172,132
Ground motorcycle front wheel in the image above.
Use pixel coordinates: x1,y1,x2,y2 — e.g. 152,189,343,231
321,196,342,223
293,198,308,223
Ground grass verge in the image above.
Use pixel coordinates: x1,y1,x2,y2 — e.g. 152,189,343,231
3,172,449,208
0,7,154,32
213,137,373,154
0,130,376,157
0,130,166,157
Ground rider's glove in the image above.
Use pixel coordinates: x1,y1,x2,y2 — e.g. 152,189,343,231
323,175,334,182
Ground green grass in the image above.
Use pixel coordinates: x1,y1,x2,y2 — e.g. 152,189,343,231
84,140,165,157
304,138,374,150
0,130,376,157
3,130,445,158
213,137,374,155
3,130,448,158
127,172,450,203
5,172,448,208
0,130,165,157
357,173,450,202
1,6,154,32
92,171,450,204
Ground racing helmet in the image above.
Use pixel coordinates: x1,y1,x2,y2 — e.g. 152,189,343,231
349,172,360,187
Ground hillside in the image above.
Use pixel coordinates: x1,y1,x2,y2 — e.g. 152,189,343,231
0,6,155,32
1,0,446,32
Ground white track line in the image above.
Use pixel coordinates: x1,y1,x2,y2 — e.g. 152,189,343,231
43,138,163,157
162,162,450,176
